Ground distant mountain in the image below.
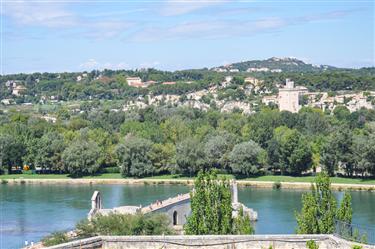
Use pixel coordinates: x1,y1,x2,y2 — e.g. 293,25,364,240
212,57,337,73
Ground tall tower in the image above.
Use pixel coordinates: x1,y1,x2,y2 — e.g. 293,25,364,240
278,79,300,113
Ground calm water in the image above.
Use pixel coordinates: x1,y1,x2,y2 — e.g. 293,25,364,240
0,184,374,249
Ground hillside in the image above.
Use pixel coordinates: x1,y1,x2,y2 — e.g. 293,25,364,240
212,57,337,72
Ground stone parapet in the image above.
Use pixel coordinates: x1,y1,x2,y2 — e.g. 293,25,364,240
42,235,374,249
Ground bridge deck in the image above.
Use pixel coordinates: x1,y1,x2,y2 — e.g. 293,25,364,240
141,193,190,213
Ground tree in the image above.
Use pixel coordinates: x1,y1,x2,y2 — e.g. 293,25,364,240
321,127,354,176
336,192,352,224
232,207,254,234
271,126,312,175
32,132,65,171
333,106,351,122
150,143,176,174
62,139,101,176
204,132,236,170
115,135,153,177
229,140,266,176
0,133,25,174
296,173,352,234
175,138,206,176
184,171,252,235
352,133,375,177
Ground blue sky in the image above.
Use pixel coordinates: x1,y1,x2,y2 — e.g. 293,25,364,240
1,0,374,74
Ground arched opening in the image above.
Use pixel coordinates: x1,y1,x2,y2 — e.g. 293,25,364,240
173,211,178,225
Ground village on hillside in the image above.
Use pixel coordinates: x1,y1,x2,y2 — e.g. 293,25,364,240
1,72,375,121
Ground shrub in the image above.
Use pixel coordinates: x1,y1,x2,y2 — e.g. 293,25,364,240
352,246,363,249
76,213,174,238
42,231,69,246
306,240,319,249
273,181,281,189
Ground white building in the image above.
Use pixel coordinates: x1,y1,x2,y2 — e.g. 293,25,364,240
126,77,143,87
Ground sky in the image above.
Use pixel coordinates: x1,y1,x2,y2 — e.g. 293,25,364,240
1,0,374,74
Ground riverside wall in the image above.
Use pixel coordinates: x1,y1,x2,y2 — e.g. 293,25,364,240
4,178,375,191
42,235,374,249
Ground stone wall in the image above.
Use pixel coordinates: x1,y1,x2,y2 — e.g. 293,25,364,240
44,235,374,249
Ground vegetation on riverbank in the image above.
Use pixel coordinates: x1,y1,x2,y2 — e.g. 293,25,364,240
1,173,375,185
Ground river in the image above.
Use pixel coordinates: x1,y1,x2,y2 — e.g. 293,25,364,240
0,184,374,249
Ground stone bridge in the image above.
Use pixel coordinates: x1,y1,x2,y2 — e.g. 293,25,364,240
88,181,258,226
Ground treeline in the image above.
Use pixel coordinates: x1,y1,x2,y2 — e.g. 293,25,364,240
263,68,375,92
0,105,375,178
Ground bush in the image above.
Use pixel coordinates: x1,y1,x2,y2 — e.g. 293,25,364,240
76,213,174,238
273,181,281,189
306,240,319,249
352,246,363,249
42,231,69,246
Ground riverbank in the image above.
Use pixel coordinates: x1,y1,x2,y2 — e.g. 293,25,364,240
2,174,375,191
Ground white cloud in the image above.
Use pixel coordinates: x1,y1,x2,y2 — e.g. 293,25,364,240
139,61,161,68
80,59,129,70
3,1,77,27
2,1,133,40
80,59,99,69
129,9,357,42
160,0,229,16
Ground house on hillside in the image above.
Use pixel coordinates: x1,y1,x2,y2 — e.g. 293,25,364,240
12,85,27,96
126,77,144,87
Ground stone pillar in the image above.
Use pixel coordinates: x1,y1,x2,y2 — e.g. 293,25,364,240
231,180,238,204
91,191,102,210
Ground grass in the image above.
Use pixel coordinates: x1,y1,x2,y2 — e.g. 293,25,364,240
0,173,123,180
242,175,375,185
0,173,374,185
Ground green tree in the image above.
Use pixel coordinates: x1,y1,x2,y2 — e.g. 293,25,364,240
271,126,312,175
229,140,266,176
296,172,337,234
321,127,354,176
232,207,254,234
184,171,233,235
32,132,65,171
336,191,352,224
204,133,236,170
115,135,154,177
175,138,206,176
62,139,101,176
184,171,253,235
0,133,25,174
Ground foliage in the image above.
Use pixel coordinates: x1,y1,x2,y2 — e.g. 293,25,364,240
115,135,153,177
42,231,69,247
296,172,337,234
0,91,375,179
76,213,174,238
175,138,206,176
296,173,353,235
184,171,233,235
306,240,319,249
62,139,101,177
232,207,254,235
229,140,266,176
336,191,352,224
184,170,253,235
